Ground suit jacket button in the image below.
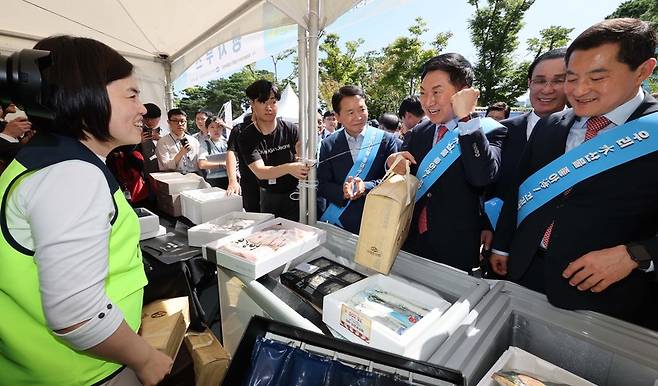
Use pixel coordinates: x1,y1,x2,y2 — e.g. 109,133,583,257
427,193,432,198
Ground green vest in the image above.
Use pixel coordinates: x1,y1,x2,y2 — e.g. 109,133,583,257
0,134,148,386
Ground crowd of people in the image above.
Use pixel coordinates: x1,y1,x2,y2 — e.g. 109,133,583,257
0,16,657,386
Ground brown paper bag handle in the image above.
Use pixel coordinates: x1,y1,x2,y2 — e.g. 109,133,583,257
384,154,410,181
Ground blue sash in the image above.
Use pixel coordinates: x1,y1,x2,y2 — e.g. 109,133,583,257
517,112,658,226
320,126,385,226
415,117,502,202
484,197,504,230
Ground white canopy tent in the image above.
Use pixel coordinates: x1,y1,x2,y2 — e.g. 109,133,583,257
277,84,300,123
0,0,362,223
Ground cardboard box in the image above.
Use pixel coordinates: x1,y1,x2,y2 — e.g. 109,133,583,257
185,329,230,386
322,274,455,361
156,192,182,217
180,188,243,225
142,297,191,329
203,218,326,280
187,212,274,247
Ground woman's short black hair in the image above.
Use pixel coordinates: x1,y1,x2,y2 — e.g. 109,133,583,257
245,79,281,102
32,35,134,142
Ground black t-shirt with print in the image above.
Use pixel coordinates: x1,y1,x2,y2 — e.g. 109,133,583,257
237,118,299,193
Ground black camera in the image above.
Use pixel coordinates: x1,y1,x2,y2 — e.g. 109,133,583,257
180,137,189,147
0,49,54,119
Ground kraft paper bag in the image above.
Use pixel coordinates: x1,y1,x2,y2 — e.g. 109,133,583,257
355,155,419,274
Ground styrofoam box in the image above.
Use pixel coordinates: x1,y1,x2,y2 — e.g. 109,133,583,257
135,207,159,235
187,211,274,247
476,347,595,386
140,225,167,241
322,274,457,361
150,172,209,195
180,188,243,225
203,218,326,280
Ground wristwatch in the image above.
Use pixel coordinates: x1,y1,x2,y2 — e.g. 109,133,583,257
459,112,480,123
625,242,652,271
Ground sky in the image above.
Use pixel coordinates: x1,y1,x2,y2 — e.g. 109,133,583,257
251,0,627,81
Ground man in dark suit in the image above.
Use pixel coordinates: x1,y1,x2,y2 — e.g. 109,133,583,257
489,48,568,203
387,53,507,273
490,18,658,329
318,85,399,234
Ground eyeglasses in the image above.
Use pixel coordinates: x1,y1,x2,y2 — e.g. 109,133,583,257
530,78,566,88
168,119,187,125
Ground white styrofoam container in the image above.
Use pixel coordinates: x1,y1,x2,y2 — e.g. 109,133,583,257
203,218,326,280
151,172,209,195
180,188,243,224
187,212,274,247
135,207,159,236
139,225,167,241
322,274,460,361
476,347,596,386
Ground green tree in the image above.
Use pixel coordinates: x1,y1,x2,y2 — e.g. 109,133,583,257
526,26,573,60
175,67,275,121
318,33,368,106
607,0,658,28
607,0,658,93
467,0,536,106
367,18,452,118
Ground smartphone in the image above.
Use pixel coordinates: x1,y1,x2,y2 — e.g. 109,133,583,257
180,137,189,148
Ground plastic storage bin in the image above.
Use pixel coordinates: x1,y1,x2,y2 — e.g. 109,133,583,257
428,281,658,386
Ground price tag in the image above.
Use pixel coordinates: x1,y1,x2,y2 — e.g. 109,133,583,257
340,303,371,343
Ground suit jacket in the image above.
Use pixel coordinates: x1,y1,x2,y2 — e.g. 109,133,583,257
488,112,529,200
492,93,658,321
402,119,507,271
317,128,399,234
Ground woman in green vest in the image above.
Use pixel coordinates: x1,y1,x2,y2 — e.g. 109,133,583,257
0,36,172,385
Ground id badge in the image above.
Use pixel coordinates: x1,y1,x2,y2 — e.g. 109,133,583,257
268,178,276,185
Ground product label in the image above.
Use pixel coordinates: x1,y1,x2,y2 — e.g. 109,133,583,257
340,303,371,343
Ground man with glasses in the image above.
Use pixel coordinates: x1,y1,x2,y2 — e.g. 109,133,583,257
482,49,568,261
155,108,201,173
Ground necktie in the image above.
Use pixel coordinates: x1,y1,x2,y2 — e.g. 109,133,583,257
540,116,611,248
418,125,448,234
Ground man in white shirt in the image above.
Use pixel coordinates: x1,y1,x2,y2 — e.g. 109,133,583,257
155,108,200,173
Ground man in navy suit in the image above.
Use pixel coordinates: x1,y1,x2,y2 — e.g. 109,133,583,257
318,85,399,234
490,18,658,329
387,53,507,272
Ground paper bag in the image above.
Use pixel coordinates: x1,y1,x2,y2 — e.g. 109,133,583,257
355,155,419,274
140,297,190,359
185,329,231,386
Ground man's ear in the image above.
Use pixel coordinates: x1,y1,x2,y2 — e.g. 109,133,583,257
636,57,657,84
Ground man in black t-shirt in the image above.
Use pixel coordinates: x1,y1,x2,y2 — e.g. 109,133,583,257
237,80,309,221
227,115,261,212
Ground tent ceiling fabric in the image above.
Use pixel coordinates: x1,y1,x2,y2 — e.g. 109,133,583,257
1,0,361,80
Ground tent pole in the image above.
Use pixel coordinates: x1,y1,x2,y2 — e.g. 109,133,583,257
163,58,174,111
297,25,309,224
306,0,320,225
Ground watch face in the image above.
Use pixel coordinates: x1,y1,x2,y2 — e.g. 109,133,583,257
627,244,652,270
